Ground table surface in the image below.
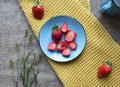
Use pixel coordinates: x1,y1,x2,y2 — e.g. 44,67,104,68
0,0,120,87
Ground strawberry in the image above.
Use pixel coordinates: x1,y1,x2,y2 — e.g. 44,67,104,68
61,23,68,33
32,0,44,20
97,61,113,78
69,42,77,50
57,41,68,52
48,42,56,51
62,48,70,57
65,30,77,42
52,25,62,43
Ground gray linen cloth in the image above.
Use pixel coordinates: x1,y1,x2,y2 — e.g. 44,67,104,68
0,0,120,87
0,0,63,87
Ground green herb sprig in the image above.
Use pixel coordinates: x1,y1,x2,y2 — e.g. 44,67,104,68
15,43,19,51
25,29,33,44
9,29,41,87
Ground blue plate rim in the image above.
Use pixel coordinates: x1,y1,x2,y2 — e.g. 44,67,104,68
38,15,86,62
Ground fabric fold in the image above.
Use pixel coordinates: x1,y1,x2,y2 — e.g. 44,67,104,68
18,0,120,86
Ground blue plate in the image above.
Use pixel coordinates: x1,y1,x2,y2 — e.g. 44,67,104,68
39,15,86,62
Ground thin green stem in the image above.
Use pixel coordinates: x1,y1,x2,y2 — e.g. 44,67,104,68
22,51,31,87
26,56,36,87
20,71,25,87
30,69,40,87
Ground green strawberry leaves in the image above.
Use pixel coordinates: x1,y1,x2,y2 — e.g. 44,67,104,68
34,0,41,6
104,61,113,69
52,25,59,30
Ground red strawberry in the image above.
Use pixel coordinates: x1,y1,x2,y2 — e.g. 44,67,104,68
52,25,62,43
57,41,68,52
62,48,70,57
69,42,77,50
65,30,77,42
97,61,113,78
61,23,68,33
48,42,56,51
32,0,44,20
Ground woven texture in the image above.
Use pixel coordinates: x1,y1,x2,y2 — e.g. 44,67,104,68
18,0,120,86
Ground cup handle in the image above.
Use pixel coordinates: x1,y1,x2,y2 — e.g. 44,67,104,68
99,1,112,13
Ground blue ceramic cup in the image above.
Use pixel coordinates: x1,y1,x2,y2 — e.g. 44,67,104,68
100,0,120,16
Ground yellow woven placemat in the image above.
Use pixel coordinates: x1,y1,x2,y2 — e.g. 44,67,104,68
18,0,120,86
